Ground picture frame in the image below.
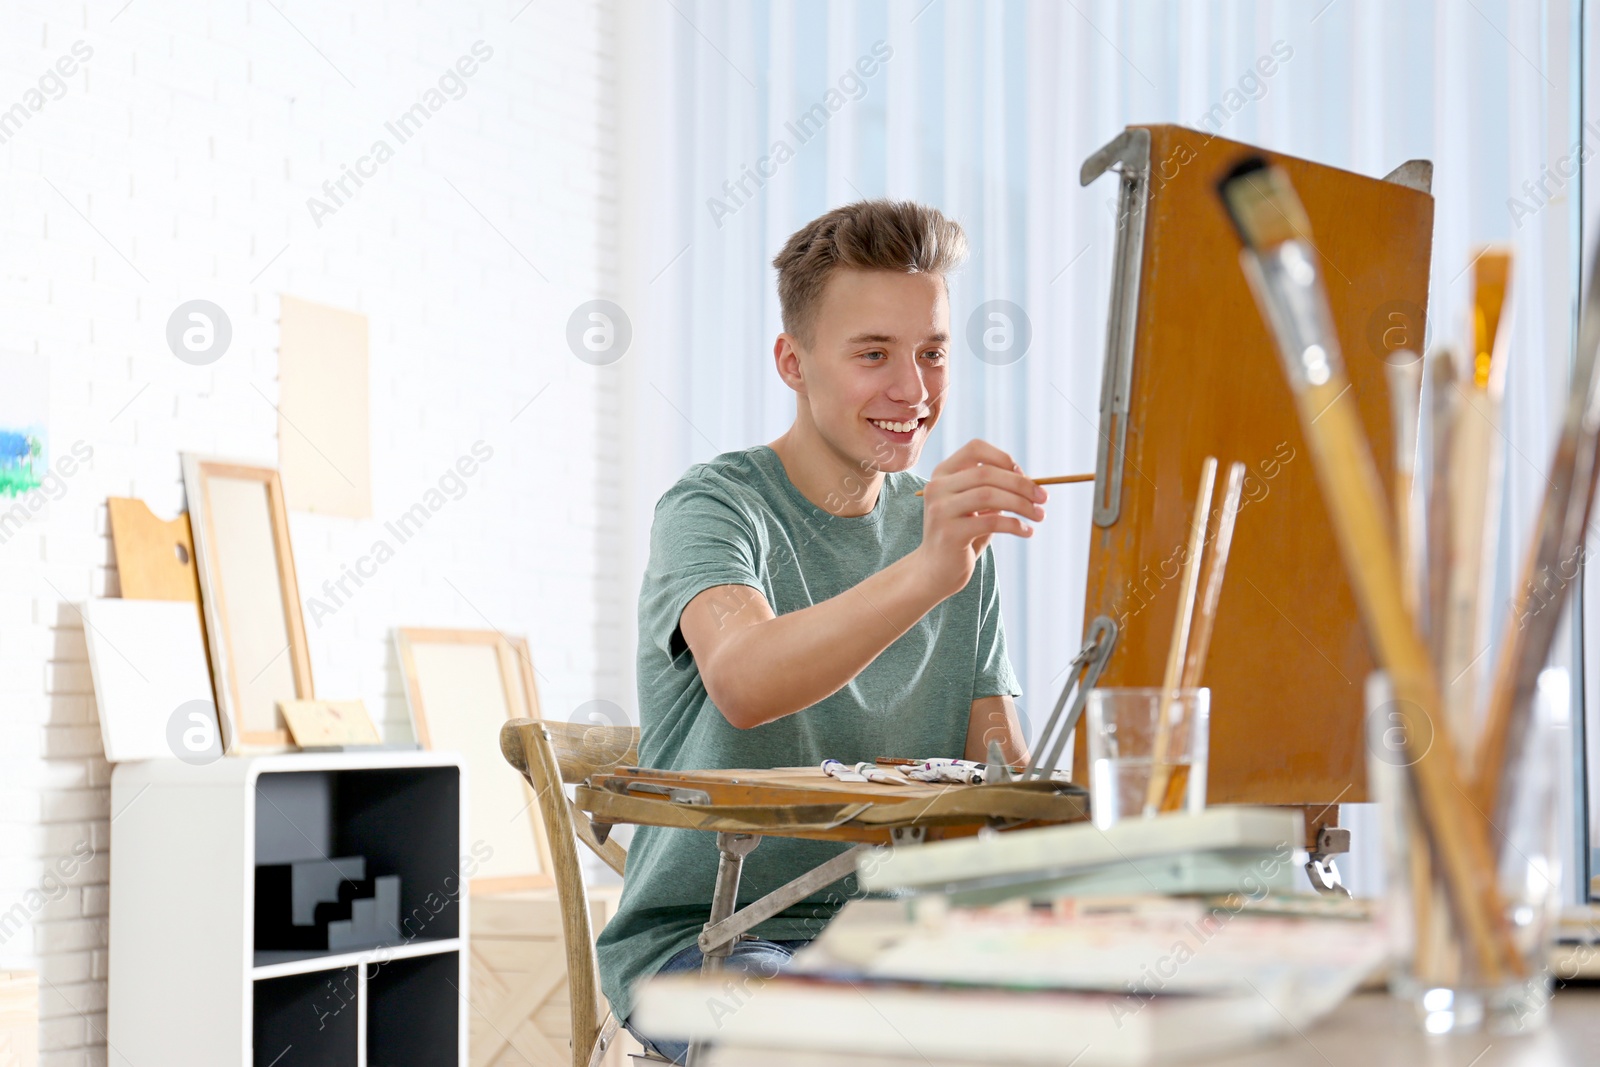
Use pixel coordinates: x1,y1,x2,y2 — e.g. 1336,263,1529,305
394,627,555,892
182,455,314,752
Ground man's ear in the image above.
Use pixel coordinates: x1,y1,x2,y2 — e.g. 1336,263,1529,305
773,333,807,394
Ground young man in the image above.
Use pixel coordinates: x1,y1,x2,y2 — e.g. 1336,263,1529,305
598,200,1047,1061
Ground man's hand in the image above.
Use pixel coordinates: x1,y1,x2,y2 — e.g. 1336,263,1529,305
912,439,1046,600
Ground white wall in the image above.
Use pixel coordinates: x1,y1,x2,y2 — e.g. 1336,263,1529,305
0,2,623,1062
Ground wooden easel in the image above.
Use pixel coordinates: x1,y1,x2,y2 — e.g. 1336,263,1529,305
1070,126,1436,887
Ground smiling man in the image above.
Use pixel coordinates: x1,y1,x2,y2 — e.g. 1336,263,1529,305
598,200,1045,1062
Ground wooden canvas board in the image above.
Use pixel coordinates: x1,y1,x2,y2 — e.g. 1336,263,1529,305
280,698,381,747
1074,126,1434,807
83,598,217,762
396,628,554,893
182,456,314,752
278,295,372,518
106,497,212,685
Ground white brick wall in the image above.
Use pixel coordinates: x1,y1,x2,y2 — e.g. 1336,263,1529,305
0,2,623,1062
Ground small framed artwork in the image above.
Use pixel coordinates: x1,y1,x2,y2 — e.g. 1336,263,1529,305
395,628,555,892
182,455,314,752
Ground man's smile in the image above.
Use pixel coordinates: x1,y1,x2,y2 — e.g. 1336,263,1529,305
868,416,926,437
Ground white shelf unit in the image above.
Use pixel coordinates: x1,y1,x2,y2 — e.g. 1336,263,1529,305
109,751,469,1066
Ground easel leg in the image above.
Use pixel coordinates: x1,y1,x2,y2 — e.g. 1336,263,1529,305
688,832,760,1066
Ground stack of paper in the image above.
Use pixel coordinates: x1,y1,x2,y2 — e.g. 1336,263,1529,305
636,810,1388,1064
1551,905,1600,979
636,896,1387,1065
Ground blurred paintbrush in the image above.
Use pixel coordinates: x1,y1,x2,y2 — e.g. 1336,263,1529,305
1474,243,1600,823
1385,350,1424,618
1424,346,1459,667
1143,457,1216,817
1439,250,1511,757
1217,156,1519,981
1148,460,1247,814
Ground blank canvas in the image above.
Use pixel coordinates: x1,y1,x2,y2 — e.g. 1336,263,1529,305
208,474,297,738
399,633,551,891
84,599,215,762
278,295,371,518
183,456,314,752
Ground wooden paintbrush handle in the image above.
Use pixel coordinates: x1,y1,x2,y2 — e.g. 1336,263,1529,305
1181,462,1246,690
1144,458,1216,816
1299,378,1519,981
912,473,1093,498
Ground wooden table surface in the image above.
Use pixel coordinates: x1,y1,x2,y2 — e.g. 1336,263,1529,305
702,987,1600,1067
579,765,1088,844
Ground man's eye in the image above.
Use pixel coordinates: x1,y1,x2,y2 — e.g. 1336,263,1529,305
863,350,888,361
921,350,947,361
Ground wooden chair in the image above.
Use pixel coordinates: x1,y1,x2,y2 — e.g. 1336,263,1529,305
499,718,671,1067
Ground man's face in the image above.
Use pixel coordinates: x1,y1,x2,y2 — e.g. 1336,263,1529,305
791,268,949,475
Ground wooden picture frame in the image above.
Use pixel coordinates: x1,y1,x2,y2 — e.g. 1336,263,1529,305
182,455,314,752
395,627,555,893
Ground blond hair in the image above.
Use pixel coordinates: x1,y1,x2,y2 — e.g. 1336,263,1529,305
772,200,968,347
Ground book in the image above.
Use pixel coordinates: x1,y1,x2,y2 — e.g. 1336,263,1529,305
791,895,1387,998
857,806,1305,897
636,970,1346,1066
936,848,1298,906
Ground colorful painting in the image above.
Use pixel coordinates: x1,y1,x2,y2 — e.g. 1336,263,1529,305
0,429,43,497
0,352,48,500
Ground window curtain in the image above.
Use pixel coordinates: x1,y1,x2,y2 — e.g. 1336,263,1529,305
614,0,1582,897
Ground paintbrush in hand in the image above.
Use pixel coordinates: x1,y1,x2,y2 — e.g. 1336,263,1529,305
913,473,1093,498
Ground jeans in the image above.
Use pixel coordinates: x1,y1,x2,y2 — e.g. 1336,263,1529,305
624,937,811,1064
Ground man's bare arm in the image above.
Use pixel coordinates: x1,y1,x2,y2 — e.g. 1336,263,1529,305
681,562,936,729
680,440,1047,730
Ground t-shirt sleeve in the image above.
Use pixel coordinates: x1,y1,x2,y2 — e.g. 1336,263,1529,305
640,482,765,667
972,545,1022,701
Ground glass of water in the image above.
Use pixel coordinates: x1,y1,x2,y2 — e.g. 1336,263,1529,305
1085,687,1210,830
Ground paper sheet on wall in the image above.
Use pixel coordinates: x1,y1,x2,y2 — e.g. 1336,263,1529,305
277,296,372,517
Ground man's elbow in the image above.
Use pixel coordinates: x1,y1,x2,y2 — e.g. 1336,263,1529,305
700,662,767,730
708,690,767,730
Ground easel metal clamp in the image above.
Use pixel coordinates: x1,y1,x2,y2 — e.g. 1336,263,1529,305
1081,127,1152,528
1020,615,1118,781
1306,826,1352,897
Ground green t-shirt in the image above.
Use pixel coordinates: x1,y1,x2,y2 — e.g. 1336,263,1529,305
597,444,1020,1022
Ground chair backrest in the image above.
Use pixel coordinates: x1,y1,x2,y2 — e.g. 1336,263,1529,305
499,717,640,1067
538,719,641,784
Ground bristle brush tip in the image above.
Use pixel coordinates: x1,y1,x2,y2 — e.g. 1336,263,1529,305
1216,156,1309,251
1215,156,1271,244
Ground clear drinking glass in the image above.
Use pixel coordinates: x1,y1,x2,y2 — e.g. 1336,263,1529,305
1366,669,1565,1036
1085,687,1210,830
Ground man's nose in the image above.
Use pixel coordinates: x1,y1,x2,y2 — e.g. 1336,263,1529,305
884,355,929,406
